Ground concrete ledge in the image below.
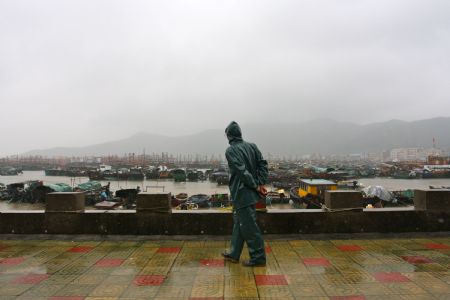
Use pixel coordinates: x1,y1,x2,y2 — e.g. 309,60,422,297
325,190,363,210
267,209,323,213
0,210,45,213
136,193,171,213
364,207,415,212
1,231,450,241
46,192,85,212
414,189,450,211
0,209,448,235
173,210,231,214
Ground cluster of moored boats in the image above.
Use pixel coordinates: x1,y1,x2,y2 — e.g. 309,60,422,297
42,165,231,184
0,180,98,204
0,176,420,211
0,167,22,176
1,161,427,210
0,180,232,210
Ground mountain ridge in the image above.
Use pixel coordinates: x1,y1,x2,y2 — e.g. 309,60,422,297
24,117,450,157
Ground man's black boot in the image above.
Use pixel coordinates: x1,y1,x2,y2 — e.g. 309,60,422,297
242,260,266,267
221,252,239,263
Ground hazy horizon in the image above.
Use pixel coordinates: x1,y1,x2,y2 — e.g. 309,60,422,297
23,116,450,152
1,0,449,156
3,117,447,158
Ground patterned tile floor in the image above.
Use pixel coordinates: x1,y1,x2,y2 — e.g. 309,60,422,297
0,236,449,299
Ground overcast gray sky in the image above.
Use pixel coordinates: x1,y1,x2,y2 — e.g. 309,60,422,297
1,0,449,156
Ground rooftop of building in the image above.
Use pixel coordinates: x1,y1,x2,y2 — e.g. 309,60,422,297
0,234,449,299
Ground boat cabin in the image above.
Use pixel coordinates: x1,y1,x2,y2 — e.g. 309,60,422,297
297,179,337,197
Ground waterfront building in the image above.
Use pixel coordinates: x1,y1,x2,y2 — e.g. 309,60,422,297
390,147,444,162
428,155,450,165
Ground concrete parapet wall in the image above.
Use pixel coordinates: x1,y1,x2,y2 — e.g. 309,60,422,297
0,192,448,235
0,209,448,235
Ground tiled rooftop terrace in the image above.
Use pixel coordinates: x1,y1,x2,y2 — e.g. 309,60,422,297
0,235,449,299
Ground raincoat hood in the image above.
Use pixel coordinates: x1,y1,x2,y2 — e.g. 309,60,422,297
225,121,243,143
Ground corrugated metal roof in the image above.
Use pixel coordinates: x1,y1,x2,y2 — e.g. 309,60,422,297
299,179,336,185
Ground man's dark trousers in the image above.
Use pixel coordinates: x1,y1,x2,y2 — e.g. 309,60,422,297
228,204,266,264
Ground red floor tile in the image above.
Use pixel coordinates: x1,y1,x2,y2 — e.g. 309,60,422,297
189,298,224,300
303,258,331,267
200,259,224,267
0,257,25,266
337,245,363,252
265,246,272,253
373,272,410,282
133,275,165,286
49,297,85,300
331,296,366,300
157,247,181,253
12,274,49,284
94,258,124,267
68,246,94,253
255,274,288,286
424,243,450,250
401,256,432,264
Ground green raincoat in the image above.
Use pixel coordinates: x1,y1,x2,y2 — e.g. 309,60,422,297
225,122,268,209
225,121,268,264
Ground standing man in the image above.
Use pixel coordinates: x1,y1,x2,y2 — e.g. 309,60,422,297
222,121,268,267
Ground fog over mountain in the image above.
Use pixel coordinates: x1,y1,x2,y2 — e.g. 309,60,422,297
25,117,450,157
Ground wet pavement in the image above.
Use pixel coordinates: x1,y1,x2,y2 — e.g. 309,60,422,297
0,236,449,299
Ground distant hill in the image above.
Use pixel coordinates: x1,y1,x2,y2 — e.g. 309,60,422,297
24,117,450,157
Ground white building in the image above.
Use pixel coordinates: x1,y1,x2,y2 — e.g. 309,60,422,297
390,147,444,162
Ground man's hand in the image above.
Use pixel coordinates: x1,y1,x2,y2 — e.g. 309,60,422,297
257,185,268,197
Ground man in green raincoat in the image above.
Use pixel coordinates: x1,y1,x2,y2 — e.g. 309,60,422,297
222,121,268,267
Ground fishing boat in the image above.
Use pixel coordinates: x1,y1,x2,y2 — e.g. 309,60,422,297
94,201,121,210
186,169,199,181
171,193,188,207
159,170,171,179
186,194,210,208
392,170,417,179
102,170,119,180
429,185,450,189
171,169,187,182
31,182,72,203
422,166,450,178
44,168,66,176
336,180,362,189
289,179,338,209
127,168,145,180
144,166,159,179
210,193,231,207
74,181,103,205
0,167,22,176
297,179,337,198
210,171,229,185
265,190,288,204
115,188,139,209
